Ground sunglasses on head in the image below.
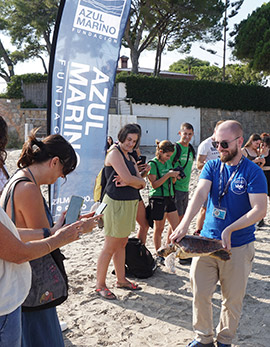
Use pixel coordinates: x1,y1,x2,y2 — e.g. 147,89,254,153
212,136,240,149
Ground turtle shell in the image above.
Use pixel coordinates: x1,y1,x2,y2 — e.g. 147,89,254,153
157,235,231,261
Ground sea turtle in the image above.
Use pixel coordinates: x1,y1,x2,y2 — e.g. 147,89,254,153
157,235,231,261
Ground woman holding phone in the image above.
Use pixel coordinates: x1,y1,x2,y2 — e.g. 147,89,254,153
147,140,180,264
0,129,97,347
0,208,97,347
96,124,146,300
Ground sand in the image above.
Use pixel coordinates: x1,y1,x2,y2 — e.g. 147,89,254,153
6,149,270,347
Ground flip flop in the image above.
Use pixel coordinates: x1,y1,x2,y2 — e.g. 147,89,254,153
95,287,117,300
116,282,142,291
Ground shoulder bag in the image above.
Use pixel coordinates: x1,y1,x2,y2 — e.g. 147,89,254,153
2,176,68,311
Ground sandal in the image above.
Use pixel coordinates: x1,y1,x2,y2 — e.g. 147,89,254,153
95,287,117,300
116,281,142,291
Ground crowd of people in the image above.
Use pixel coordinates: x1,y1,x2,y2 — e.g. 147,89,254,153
1,117,269,347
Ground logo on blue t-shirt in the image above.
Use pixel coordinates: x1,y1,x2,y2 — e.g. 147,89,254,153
231,177,247,195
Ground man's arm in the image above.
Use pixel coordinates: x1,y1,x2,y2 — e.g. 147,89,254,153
197,154,207,170
221,193,267,250
170,178,212,242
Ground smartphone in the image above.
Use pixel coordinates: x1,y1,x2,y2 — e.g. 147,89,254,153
94,202,107,216
65,196,84,224
139,155,146,164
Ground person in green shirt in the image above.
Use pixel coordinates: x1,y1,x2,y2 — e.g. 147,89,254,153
170,122,195,222
167,123,195,266
148,140,180,263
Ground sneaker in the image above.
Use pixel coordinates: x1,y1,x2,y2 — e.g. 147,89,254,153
155,255,165,266
217,342,231,347
257,219,265,228
179,257,192,265
186,340,215,347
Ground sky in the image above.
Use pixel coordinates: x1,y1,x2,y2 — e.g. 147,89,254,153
0,0,267,91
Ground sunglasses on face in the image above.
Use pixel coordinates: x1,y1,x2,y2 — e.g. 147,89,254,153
212,136,240,149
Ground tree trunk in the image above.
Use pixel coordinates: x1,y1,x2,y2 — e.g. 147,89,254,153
222,0,228,82
0,39,14,81
37,55,48,74
130,48,140,74
43,30,52,55
153,36,162,77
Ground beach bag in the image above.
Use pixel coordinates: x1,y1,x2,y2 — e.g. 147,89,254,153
2,176,68,312
125,238,157,278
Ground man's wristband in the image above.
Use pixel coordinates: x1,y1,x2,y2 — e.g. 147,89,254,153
43,228,51,238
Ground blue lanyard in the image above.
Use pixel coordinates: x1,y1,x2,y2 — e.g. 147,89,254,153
218,156,244,206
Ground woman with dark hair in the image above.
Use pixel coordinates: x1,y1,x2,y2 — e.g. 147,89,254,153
0,116,9,195
241,133,265,167
106,135,114,151
147,140,180,264
96,123,146,300
0,128,96,347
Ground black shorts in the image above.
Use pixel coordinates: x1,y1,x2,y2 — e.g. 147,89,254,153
149,196,176,221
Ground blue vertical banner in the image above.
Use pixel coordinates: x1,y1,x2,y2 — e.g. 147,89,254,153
47,0,131,219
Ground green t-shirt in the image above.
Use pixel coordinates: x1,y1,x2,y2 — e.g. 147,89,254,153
148,157,174,197
169,142,194,192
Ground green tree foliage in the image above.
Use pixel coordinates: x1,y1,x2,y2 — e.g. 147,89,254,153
124,0,224,74
169,57,210,74
0,0,59,81
230,2,270,73
169,57,267,86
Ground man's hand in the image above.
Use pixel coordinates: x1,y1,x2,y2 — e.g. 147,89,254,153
221,228,232,251
170,226,188,243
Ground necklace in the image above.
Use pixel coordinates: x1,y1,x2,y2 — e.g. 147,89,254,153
27,167,37,185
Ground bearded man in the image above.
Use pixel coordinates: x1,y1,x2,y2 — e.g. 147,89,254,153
171,120,267,347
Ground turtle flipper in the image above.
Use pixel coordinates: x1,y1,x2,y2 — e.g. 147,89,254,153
209,249,231,261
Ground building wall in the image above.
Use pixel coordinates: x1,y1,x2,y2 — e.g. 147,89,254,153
200,108,270,142
118,82,201,146
2,96,270,147
0,99,47,143
22,82,47,108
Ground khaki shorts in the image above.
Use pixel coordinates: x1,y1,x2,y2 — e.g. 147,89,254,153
103,194,139,238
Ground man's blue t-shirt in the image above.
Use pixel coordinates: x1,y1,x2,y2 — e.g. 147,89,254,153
200,157,267,247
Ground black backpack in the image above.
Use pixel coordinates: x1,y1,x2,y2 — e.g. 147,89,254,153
125,238,157,278
172,142,196,167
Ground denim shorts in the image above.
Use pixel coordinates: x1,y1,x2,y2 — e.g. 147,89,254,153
0,306,21,347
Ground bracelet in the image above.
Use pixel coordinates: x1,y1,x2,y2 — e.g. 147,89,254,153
43,228,51,238
45,241,52,253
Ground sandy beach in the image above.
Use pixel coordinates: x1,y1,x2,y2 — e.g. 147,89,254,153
6,148,270,347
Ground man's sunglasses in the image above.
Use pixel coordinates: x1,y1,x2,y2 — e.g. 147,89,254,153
212,136,240,149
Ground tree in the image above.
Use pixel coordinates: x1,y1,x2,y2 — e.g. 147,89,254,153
230,3,270,73
169,58,267,85
169,57,210,74
124,0,224,74
0,0,59,78
199,0,244,81
0,16,15,82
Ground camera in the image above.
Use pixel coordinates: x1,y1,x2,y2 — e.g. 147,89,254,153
173,166,186,179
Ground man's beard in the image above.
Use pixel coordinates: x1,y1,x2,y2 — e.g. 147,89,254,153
220,146,238,163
